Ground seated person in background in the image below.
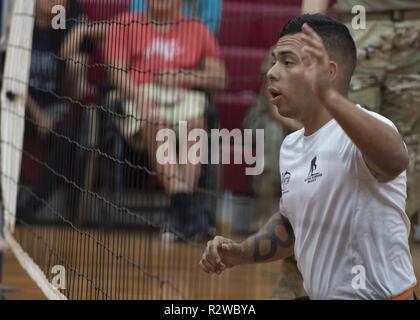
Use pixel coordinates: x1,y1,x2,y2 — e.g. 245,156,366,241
103,0,226,241
131,0,222,35
18,0,84,220
59,2,103,101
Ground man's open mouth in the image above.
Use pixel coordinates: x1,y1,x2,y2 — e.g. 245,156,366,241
268,87,283,101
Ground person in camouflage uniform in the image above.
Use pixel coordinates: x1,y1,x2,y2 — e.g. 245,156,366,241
302,0,420,240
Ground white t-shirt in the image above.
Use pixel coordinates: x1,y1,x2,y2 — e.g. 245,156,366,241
279,107,417,300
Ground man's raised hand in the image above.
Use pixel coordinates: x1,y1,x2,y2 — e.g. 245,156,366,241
300,23,333,101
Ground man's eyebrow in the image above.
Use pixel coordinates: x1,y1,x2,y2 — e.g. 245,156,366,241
272,50,297,59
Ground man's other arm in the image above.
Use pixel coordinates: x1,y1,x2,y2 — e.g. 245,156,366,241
199,212,295,274
301,0,330,14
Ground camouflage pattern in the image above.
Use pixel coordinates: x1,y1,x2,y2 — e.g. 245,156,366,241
346,19,420,218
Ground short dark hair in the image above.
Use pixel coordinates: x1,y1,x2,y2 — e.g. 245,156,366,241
279,14,357,80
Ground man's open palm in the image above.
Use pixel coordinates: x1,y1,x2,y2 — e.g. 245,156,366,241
300,23,332,100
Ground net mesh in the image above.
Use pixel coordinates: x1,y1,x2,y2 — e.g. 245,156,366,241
0,0,303,300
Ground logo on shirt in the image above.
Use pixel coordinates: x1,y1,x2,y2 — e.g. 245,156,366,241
281,171,291,194
305,156,323,183
144,38,183,61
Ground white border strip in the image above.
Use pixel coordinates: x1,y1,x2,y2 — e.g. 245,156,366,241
1,0,35,233
4,230,67,300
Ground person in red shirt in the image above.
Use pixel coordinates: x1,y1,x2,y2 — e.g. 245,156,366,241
103,0,226,241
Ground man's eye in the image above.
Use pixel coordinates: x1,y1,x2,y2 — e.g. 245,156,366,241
284,61,294,66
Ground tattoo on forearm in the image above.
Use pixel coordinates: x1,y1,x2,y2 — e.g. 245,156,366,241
253,217,294,262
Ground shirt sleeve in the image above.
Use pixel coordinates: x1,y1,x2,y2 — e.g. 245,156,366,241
339,107,402,180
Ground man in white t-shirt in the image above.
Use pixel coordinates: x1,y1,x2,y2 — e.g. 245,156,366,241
199,14,417,300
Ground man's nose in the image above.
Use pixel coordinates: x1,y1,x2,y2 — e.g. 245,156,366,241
266,64,280,82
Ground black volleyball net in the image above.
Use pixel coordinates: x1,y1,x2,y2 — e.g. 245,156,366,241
0,0,304,300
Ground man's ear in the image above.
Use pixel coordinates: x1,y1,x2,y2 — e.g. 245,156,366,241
329,61,338,81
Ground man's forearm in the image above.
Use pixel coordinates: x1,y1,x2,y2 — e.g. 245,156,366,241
322,89,409,179
180,59,226,91
239,212,295,264
181,70,225,91
301,0,330,14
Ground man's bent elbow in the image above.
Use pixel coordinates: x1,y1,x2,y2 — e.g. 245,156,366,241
382,152,410,182
213,67,227,91
396,151,410,175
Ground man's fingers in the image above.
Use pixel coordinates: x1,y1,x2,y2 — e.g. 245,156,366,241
221,243,231,251
301,24,329,63
220,242,240,265
204,243,222,270
201,257,217,273
206,241,222,266
208,241,222,264
300,48,312,67
302,46,324,61
221,242,238,253
199,258,221,274
300,33,328,62
206,256,219,272
302,23,323,43
199,260,209,273
200,237,239,274
200,257,225,275
300,34,324,52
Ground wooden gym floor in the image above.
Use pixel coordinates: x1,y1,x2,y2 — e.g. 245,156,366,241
1,228,420,300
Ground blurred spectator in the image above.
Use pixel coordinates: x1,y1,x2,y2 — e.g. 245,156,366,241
18,0,84,221
59,4,102,101
25,0,83,140
302,0,420,241
131,0,222,35
103,0,226,241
